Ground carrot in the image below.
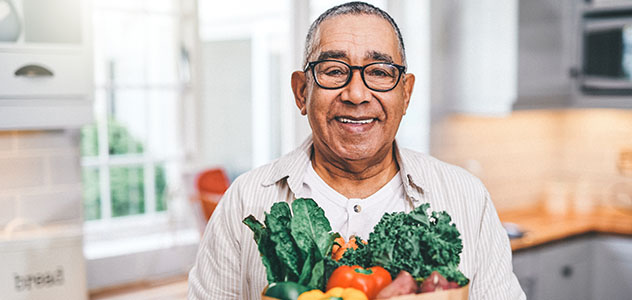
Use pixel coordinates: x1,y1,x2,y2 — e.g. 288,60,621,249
332,236,365,261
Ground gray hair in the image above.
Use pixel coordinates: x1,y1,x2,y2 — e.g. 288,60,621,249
303,1,406,68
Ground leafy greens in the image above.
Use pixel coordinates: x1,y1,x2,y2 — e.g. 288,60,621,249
243,198,339,290
338,203,469,286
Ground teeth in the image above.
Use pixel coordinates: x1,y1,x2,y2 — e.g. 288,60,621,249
338,117,374,124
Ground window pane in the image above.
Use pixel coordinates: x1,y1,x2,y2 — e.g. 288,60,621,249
82,168,101,220
147,89,179,157
93,10,146,87
110,166,145,217
155,163,167,212
309,1,388,20
93,0,143,11
108,89,147,155
81,122,99,157
143,0,177,14
146,14,179,85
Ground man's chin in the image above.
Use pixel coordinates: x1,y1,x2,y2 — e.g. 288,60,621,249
332,146,382,163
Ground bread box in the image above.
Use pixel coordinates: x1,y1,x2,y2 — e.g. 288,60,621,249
0,219,87,300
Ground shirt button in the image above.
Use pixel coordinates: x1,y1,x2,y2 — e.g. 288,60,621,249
353,205,362,213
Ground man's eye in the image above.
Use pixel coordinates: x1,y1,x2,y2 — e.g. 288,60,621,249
367,68,393,77
323,68,347,76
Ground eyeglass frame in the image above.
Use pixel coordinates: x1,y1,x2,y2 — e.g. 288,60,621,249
304,59,407,92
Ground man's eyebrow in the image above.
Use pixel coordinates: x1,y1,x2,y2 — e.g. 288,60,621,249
366,51,394,63
316,50,394,63
317,50,348,61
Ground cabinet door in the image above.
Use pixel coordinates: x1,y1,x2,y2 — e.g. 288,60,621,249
592,236,632,300
536,239,591,300
431,0,519,115
512,251,538,300
514,0,577,109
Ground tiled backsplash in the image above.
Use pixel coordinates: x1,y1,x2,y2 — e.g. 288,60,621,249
0,130,83,228
431,109,632,212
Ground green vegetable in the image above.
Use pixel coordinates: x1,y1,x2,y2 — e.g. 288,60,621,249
264,281,311,300
339,203,469,286
243,198,340,290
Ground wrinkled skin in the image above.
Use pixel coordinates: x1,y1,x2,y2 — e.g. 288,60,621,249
291,14,415,199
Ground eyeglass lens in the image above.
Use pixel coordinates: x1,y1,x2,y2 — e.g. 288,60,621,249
313,61,400,91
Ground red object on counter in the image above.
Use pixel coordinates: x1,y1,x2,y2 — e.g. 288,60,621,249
195,168,230,220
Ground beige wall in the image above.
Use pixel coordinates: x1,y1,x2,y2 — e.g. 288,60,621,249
431,109,632,213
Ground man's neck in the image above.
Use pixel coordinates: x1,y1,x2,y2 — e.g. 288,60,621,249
311,145,400,199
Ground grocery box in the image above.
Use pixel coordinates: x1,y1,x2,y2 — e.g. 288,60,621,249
386,283,469,300
261,282,469,300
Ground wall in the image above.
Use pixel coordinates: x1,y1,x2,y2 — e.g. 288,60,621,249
431,109,632,212
0,130,83,228
199,39,253,179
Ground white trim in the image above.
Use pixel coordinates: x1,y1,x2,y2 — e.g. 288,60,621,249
251,30,272,168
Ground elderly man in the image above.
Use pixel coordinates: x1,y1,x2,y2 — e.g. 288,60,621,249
188,2,525,299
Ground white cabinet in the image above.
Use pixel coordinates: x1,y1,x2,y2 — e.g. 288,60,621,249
431,0,519,116
512,250,538,299
513,235,632,300
432,0,591,115
512,237,591,300
591,235,632,300
513,0,578,110
0,0,93,130
535,238,592,300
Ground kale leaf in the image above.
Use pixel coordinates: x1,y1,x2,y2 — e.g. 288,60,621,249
340,203,469,286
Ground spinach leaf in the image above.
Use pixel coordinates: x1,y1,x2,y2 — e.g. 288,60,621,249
290,198,339,289
265,202,301,282
243,198,338,290
243,215,284,282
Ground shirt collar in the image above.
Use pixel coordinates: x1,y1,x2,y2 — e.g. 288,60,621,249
261,136,427,202
261,135,312,195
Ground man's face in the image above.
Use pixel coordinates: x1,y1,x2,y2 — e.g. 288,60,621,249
292,14,415,165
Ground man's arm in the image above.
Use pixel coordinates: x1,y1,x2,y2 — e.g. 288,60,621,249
188,185,242,299
469,191,526,300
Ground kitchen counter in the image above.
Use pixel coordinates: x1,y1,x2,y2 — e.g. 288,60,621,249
498,206,632,251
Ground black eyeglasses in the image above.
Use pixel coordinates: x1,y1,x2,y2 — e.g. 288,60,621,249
304,60,406,92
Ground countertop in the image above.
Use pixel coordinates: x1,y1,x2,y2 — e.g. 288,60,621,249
498,206,632,251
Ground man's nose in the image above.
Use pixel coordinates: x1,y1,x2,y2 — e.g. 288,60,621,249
341,69,371,104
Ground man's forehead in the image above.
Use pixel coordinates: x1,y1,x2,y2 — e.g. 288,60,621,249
312,14,400,63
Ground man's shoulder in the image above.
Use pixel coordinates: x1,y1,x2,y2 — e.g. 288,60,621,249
399,147,485,191
230,158,282,189
230,146,305,189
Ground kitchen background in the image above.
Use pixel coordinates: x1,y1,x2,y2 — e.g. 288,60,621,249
0,0,631,299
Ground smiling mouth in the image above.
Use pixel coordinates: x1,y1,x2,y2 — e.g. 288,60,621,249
335,117,376,124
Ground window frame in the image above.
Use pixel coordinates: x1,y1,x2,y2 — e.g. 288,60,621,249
82,0,191,233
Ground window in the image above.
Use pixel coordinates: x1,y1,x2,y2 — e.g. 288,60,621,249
81,0,185,225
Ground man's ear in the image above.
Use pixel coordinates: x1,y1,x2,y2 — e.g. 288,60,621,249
291,71,308,115
401,73,415,114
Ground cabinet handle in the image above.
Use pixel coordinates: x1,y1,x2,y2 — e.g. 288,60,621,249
14,65,54,78
561,265,573,278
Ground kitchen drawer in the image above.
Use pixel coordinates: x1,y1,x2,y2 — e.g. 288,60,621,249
0,51,91,99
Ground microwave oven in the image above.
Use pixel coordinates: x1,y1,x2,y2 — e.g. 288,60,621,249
582,7,632,94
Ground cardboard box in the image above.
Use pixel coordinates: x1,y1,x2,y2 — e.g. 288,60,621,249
385,283,469,300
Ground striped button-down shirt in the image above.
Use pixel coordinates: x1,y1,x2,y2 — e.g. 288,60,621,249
188,137,526,300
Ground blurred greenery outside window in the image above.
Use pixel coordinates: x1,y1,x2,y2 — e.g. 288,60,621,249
81,120,168,220
82,0,181,222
